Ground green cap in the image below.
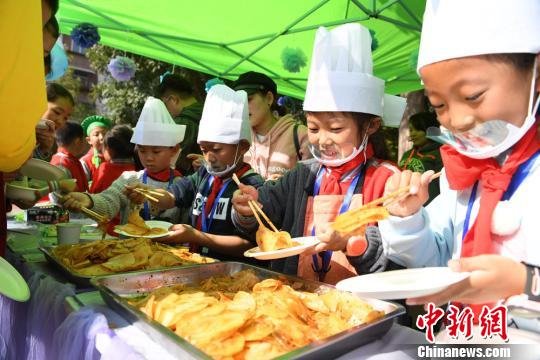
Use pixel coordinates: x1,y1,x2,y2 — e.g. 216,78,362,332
81,115,113,136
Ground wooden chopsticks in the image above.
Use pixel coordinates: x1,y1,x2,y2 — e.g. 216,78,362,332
55,192,108,223
80,207,108,223
363,171,442,209
231,173,279,233
133,187,164,203
331,171,442,234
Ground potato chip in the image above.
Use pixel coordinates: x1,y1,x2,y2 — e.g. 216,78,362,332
52,238,213,275
204,334,245,358
133,270,384,359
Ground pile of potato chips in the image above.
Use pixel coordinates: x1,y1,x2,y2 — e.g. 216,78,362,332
52,238,214,276
133,270,384,359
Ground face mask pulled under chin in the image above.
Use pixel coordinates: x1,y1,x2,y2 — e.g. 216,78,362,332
426,63,539,160
309,136,368,167
202,144,241,177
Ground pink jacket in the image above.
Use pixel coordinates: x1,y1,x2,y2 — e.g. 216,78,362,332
244,114,311,180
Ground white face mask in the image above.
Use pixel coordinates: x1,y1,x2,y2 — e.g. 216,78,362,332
202,144,241,177
309,130,369,167
427,61,539,159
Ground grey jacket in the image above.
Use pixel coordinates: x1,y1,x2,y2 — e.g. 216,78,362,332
233,159,399,275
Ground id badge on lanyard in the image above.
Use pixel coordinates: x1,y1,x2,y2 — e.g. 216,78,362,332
200,176,231,232
142,169,174,220
311,166,363,276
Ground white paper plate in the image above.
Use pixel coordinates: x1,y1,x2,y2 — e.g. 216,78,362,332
115,220,173,239
244,236,320,260
336,267,471,300
20,158,66,181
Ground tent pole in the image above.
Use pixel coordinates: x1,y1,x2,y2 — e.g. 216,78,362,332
377,15,421,32
221,45,305,91
351,0,372,17
397,2,423,28
375,0,401,15
221,0,330,75
225,16,369,46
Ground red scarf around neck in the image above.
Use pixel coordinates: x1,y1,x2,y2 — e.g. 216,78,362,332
319,143,374,195
195,164,251,231
441,123,540,319
191,164,250,253
441,124,540,257
145,168,182,182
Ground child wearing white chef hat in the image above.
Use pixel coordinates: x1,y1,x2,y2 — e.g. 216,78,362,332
61,97,186,230
380,0,540,327
232,23,406,284
126,85,265,261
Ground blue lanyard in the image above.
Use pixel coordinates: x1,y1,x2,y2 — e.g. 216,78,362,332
462,150,540,240
200,176,231,232
311,166,363,276
141,169,175,220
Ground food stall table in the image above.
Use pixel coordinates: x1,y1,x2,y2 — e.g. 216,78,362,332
3,229,426,360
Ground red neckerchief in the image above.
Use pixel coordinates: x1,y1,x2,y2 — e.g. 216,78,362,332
191,164,251,253
319,143,374,195
441,122,540,319
145,168,182,182
196,163,251,230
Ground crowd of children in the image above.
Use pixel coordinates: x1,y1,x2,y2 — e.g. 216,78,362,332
3,0,540,342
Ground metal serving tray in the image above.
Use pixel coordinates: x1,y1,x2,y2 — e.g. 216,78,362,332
92,262,405,359
39,245,215,288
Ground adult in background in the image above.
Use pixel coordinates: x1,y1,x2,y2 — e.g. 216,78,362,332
399,111,442,203
155,73,203,175
233,71,310,181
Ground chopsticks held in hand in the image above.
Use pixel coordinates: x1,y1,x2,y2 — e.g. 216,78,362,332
231,173,279,233
331,171,442,234
365,171,442,208
133,187,165,203
54,192,108,223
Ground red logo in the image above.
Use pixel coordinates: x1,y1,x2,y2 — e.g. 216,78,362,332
416,303,445,343
417,303,508,343
446,304,474,340
479,305,508,342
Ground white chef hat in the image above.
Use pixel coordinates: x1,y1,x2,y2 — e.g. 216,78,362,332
303,23,406,127
197,84,251,145
131,97,186,146
417,0,540,72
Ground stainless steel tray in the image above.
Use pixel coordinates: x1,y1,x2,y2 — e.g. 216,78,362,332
39,245,216,288
92,262,405,359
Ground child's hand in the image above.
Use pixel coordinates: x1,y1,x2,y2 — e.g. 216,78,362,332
59,192,92,211
123,184,175,210
384,170,434,217
313,224,367,255
35,119,56,154
232,184,260,217
406,255,527,306
156,224,196,244
123,184,150,205
187,154,204,170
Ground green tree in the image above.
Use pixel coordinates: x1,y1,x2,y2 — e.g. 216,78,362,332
86,45,208,125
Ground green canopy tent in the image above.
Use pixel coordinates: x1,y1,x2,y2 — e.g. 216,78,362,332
57,0,425,99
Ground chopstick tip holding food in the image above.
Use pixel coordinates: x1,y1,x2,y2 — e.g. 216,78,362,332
331,171,441,235
232,173,279,233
